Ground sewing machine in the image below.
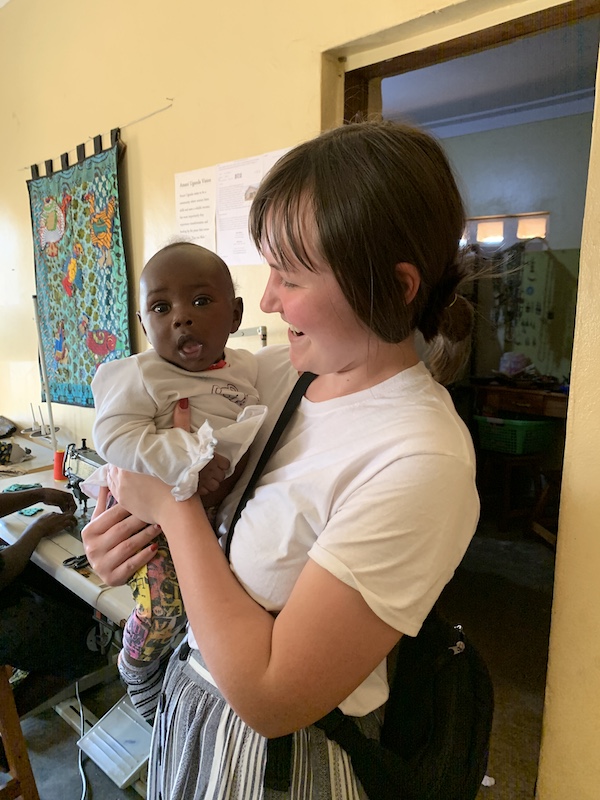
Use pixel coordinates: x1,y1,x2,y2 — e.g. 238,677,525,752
63,439,106,514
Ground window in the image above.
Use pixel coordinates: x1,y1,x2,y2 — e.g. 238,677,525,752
462,213,549,250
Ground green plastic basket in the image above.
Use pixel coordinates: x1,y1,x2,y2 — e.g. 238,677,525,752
474,415,555,455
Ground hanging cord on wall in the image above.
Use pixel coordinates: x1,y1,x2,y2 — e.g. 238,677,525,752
19,98,174,173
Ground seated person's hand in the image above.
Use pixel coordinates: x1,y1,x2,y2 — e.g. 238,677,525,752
0,510,78,591
28,510,77,541
41,487,77,515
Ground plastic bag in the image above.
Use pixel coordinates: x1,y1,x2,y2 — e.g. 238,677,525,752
0,416,17,438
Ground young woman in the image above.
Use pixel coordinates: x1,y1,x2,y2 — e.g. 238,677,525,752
83,119,480,800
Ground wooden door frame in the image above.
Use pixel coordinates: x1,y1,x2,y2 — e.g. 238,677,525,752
344,0,600,121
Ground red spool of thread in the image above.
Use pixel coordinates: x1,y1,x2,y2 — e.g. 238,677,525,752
54,449,67,481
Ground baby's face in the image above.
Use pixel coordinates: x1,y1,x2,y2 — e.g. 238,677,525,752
138,247,242,372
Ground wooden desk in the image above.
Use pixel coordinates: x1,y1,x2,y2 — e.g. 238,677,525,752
474,384,568,419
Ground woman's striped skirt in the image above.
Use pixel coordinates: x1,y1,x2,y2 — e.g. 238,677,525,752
123,640,382,800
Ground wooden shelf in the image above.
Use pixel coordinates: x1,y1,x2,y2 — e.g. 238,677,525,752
475,384,568,420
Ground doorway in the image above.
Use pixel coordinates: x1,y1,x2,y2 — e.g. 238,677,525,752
343,2,599,122
335,4,599,797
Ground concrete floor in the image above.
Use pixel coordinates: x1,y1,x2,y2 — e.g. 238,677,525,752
13,672,144,800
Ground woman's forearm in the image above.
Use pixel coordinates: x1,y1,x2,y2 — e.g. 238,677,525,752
103,470,398,737
159,494,398,737
160,496,279,728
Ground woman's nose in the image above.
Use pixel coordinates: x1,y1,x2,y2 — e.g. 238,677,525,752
260,271,281,313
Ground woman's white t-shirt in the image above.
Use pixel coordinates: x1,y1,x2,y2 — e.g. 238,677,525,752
200,345,479,715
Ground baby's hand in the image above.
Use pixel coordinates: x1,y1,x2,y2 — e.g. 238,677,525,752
196,453,230,497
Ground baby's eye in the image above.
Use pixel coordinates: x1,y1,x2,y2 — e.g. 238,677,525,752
281,279,297,289
194,296,211,307
151,302,170,313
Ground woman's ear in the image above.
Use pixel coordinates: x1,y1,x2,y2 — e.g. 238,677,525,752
395,262,420,304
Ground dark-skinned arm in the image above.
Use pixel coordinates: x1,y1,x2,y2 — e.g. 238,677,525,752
0,487,76,518
0,511,76,590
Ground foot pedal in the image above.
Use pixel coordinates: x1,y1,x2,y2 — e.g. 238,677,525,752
54,697,98,734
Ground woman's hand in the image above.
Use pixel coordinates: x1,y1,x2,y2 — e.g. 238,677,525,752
91,486,110,521
106,466,175,526
82,502,160,586
82,396,206,586
173,397,192,431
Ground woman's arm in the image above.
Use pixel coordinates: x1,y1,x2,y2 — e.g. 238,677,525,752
103,468,402,738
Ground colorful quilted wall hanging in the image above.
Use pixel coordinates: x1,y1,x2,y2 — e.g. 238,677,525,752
27,132,131,407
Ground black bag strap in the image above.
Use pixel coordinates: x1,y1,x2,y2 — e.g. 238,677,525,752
224,370,317,559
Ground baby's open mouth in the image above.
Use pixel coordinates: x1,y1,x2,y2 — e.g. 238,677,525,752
289,325,304,336
177,335,203,355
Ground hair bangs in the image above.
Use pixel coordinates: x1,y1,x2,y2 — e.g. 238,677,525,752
249,151,322,273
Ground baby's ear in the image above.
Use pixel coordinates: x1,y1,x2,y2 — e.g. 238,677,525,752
230,297,244,333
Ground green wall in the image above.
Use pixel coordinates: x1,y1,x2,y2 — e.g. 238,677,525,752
444,113,593,250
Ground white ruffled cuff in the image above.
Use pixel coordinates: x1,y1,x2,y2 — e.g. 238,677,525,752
170,405,268,500
82,405,268,504
170,419,217,501
80,466,107,500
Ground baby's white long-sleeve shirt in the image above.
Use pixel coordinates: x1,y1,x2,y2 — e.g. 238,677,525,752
83,347,267,501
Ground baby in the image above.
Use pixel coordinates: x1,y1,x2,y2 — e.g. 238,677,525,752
83,242,266,664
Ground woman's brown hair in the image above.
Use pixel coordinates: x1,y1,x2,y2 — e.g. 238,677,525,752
249,120,476,384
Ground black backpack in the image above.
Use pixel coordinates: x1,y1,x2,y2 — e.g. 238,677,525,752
314,606,494,800
227,372,495,799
